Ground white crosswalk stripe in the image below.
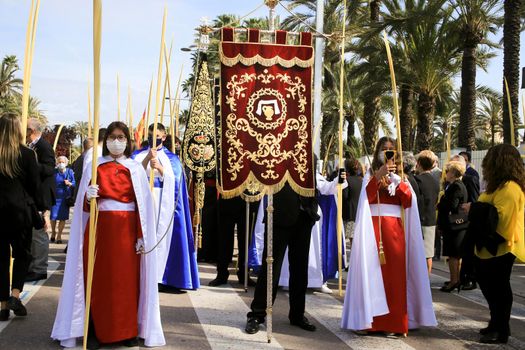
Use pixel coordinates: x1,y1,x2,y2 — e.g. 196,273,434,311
188,270,283,350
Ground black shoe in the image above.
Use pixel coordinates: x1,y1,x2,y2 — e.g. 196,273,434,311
290,317,317,332
56,239,63,244
0,309,9,321
480,331,508,344
25,272,47,282
208,277,228,287
245,317,262,334
461,281,477,291
158,284,187,294
479,326,493,335
7,297,27,316
122,337,139,347
440,282,460,293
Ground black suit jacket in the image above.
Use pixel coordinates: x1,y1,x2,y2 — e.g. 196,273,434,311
271,183,319,228
463,167,480,203
437,180,468,231
342,175,362,222
0,146,41,231
415,172,440,226
32,137,56,210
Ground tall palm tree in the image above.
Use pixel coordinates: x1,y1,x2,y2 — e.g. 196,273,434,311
451,0,502,150
73,121,89,146
0,55,22,99
477,96,503,146
502,0,522,144
282,0,368,156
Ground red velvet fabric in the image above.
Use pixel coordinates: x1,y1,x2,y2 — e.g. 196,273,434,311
219,30,315,195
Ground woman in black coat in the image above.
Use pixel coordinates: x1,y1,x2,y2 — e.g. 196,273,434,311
437,159,468,292
0,114,40,321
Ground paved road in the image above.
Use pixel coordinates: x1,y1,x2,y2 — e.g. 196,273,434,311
1,222,524,350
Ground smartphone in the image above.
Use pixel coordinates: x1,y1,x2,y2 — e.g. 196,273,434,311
383,150,396,166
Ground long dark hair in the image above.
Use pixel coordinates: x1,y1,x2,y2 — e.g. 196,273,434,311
482,144,525,194
371,136,396,171
0,113,23,178
102,121,132,157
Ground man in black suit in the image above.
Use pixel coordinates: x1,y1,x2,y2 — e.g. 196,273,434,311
245,184,320,334
459,151,480,290
25,118,56,282
209,195,258,286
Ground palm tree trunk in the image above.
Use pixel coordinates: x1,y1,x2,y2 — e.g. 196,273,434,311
502,0,522,144
363,0,382,154
416,92,435,152
363,95,380,154
458,43,477,150
370,0,381,21
400,84,414,151
491,121,495,146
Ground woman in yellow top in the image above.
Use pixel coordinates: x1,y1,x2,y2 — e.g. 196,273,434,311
465,144,525,344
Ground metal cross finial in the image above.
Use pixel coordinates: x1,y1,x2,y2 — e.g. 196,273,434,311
265,0,279,10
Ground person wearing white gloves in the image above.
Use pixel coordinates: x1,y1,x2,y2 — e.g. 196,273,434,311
51,122,165,349
341,137,436,336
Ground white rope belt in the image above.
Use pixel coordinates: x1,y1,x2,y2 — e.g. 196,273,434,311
98,199,136,212
369,204,402,218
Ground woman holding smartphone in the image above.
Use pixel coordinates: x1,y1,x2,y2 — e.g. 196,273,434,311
342,136,435,336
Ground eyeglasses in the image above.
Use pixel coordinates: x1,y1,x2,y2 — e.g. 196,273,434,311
107,135,127,141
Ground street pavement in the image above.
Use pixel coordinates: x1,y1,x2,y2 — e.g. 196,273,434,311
1,221,525,350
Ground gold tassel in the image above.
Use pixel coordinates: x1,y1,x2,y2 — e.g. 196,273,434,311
379,241,386,265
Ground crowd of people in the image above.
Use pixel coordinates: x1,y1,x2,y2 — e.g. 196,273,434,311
0,111,524,348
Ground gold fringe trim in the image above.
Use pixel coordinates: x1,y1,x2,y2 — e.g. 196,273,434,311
218,171,315,200
220,45,314,68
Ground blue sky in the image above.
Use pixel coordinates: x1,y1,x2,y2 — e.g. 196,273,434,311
0,0,524,128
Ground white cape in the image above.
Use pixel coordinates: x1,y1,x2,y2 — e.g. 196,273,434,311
341,171,437,330
51,156,165,347
133,148,176,282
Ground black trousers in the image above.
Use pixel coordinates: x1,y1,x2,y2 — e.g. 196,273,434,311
248,210,314,322
216,198,249,279
475,253,516,336
460,244,476,284
0,228,32,301
199,185,219,262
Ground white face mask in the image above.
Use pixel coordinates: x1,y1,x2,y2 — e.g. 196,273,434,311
57,163,66,171
106,139,127,156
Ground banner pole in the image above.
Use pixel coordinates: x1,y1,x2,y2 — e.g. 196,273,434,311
266,193,274,344
244,200,250,292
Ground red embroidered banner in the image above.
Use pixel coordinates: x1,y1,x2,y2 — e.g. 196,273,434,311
218,28,315,198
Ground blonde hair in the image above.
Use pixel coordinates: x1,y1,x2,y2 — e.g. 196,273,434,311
0,113,23,178
445,160,466,179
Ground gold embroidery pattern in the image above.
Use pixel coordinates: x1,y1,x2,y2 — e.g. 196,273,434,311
183,60,216,173
224,66,311,187
226,114,309,182
246,88,287,130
